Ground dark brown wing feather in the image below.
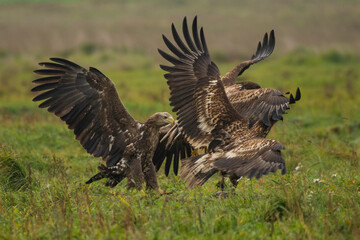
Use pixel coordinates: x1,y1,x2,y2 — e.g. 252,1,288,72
180,138,285,188
213,138,285,178
155,16,223,174
169,73,248,149
222,30,275,86
32,58,140,167
245,30,276,75
152,122,192,176
226,86,302,127
158,16,220,107
159,16,247,149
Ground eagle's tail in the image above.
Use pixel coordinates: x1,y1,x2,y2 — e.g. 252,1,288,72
180,154,217,188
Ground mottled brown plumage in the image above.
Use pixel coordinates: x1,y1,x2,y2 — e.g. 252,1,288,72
156,17,291,187
31,58,174,190
153,17,300,179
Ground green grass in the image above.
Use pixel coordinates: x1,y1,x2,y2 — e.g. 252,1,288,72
0,49,359,239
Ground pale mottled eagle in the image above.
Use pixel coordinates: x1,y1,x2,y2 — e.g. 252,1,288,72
31,58,174,192
153,17,300,181
155,17,300,187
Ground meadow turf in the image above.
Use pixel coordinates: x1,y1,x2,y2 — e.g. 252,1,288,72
0,48,359,239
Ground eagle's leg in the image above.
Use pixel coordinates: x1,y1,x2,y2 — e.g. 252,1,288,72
229,175,239,192
143,161,172,195
229,175,239,188
213,173,229,198
215,172,227,191
142,161,160,191
126,159,144,190
213,174,238,198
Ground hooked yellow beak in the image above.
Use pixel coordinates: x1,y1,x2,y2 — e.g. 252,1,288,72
166,117,175,126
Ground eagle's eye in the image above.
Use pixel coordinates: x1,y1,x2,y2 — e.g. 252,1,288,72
163,116,167,119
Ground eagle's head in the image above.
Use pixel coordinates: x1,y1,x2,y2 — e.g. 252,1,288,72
238,81,261,90
149,112,175,128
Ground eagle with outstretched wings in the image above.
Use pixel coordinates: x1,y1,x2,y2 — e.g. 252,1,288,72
153,17,300,181
31,58,174,192
154,16,302,187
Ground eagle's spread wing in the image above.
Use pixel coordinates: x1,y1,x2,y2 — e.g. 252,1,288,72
170,73,245,149
222,30,275,86
180,138,285,188
158,16,220,94
32,58,140,167
159,16,245,149
213,139,285,178
152,121,192,176
240,30,275,76
226,87,301,127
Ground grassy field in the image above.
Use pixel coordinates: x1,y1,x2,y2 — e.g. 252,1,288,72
0,0,360,239
0,49,359,239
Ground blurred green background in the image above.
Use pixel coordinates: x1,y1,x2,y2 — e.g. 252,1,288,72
0,0,359,239
0,0,359,119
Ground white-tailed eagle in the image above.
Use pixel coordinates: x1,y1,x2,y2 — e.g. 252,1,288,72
32,58,174,192
155,17,299,187
153,17,300,181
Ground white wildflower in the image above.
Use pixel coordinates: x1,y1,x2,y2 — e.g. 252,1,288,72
313,178,323,183
294,163,303,172
331,173,337,178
